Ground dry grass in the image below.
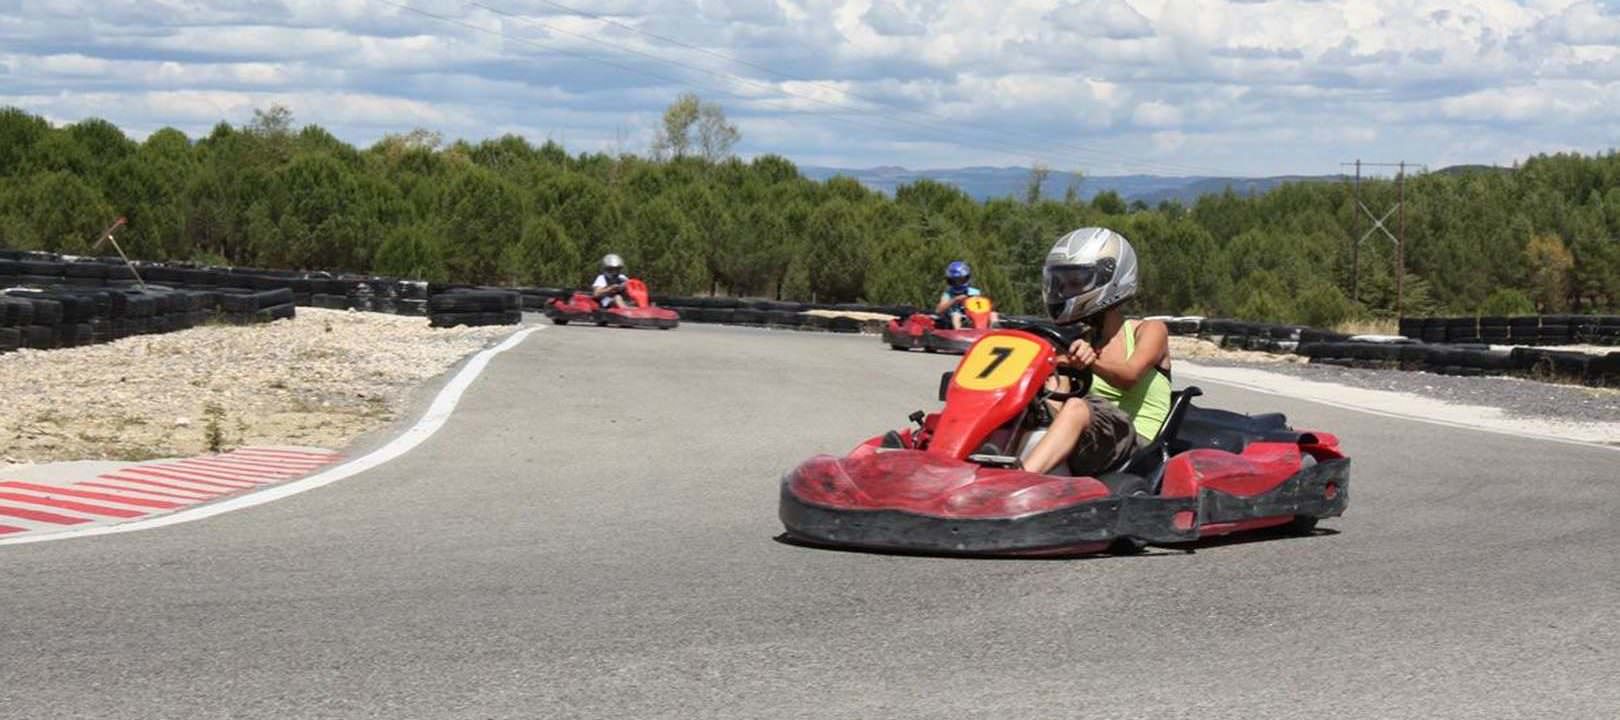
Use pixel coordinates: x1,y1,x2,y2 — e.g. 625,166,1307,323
1333,318,1400,336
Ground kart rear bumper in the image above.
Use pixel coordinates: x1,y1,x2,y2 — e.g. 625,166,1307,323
882,323,926,349
1198,457,1350,525
923,331,978,354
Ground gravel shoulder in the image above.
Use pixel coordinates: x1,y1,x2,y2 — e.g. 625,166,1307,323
1,308,515,464
1169,337,1620,426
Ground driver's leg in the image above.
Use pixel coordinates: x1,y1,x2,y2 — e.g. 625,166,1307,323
1022,398,1092,475
1025,397,1137,476
950,311,964,329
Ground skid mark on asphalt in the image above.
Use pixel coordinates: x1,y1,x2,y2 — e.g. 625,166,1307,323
0,448,341,541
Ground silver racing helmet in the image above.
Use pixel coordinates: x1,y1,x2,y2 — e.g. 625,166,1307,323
1042,227,1139,326
601,253,625,277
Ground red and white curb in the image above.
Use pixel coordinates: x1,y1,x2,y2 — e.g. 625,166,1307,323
0,326,541,547
0,448,343,540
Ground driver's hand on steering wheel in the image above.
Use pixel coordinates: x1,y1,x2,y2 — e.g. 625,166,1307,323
1058,339,1098,369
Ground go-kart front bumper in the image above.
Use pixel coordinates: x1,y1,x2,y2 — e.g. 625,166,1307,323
780,482,1198,555
778,456,1350,557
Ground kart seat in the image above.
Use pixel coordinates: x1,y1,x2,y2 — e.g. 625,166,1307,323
1107,387,1306,491
1113,387,1202,488
1172,407,1299,456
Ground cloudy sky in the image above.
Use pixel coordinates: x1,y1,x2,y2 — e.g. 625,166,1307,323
1,0,1617,176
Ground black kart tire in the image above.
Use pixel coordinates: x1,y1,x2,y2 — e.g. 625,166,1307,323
1100,474,1155,555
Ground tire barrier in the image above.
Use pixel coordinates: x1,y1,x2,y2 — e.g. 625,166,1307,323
1400,314,1620,347
1,248,497,347
10,247,1617,386
428,290,522,328
1295,340,1620,387
1,286,224,352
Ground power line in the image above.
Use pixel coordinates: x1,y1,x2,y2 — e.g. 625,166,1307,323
523,0,1232,177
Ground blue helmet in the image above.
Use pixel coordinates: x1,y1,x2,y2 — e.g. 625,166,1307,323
945,260,971,288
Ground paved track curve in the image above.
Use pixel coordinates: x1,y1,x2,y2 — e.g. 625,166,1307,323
3,324,1616,719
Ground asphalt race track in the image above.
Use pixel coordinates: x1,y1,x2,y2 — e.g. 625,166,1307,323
4,324,1617,719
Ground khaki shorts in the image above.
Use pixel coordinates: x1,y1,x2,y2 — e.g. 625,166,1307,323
1066,396,1141,477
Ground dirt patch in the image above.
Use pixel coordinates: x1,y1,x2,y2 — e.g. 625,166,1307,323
1168,335,1306,365
1,308,514,464
800,309,898,322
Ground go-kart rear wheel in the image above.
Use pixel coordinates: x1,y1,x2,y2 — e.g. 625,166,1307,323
553,319,569,325
1284,515,1319,535
1280,453,1322,535
1103,474,1154,555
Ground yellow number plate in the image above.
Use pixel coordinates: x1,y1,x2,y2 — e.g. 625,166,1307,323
963,296,992,314
954,335,1042,391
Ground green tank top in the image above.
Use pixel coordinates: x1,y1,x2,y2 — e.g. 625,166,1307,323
1088,320,1172,443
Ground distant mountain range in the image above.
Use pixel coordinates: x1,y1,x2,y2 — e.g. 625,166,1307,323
798,164,1510,205
797,165,1336,206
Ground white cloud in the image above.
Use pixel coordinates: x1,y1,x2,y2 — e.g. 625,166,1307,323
1151,130,1186,153
0,0,1615,175
863,1,927,37
696,0,787,26
1132,100,1181,128
1046,0,1156,40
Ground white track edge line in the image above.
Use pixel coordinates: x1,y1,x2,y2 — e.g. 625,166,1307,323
0,327,542,546
1177,362,1620,454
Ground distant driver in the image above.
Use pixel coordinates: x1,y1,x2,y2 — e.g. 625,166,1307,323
592,254,633,308
935,260,983,329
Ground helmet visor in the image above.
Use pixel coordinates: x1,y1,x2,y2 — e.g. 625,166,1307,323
1043,262,1112,302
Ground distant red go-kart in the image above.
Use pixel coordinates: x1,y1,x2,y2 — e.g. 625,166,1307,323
883,296,996,354
781,321,1349,556
546,278,680,329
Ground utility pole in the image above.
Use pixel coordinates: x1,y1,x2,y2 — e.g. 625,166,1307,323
1351,160,1361,301
1340,160,1422,316
1396,161,1406,317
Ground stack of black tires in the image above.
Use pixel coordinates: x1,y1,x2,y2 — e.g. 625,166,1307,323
428,290,522,328
217,288,297,324
0,287,214,353
1400,315,1620,347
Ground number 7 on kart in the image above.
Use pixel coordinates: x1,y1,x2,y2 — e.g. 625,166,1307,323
953,335,1042,391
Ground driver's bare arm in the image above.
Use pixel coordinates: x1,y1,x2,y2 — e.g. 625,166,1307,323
1058,340,1099,369
1091,319,1169,388
935,295,955,314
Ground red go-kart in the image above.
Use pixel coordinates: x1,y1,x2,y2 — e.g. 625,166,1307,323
781,322,1349,556
883,296,996,354
546,279,679,329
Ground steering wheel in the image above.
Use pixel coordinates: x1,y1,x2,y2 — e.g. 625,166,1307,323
997,319,1094,399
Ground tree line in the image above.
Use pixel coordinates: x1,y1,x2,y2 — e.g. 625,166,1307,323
1,103,1617,325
